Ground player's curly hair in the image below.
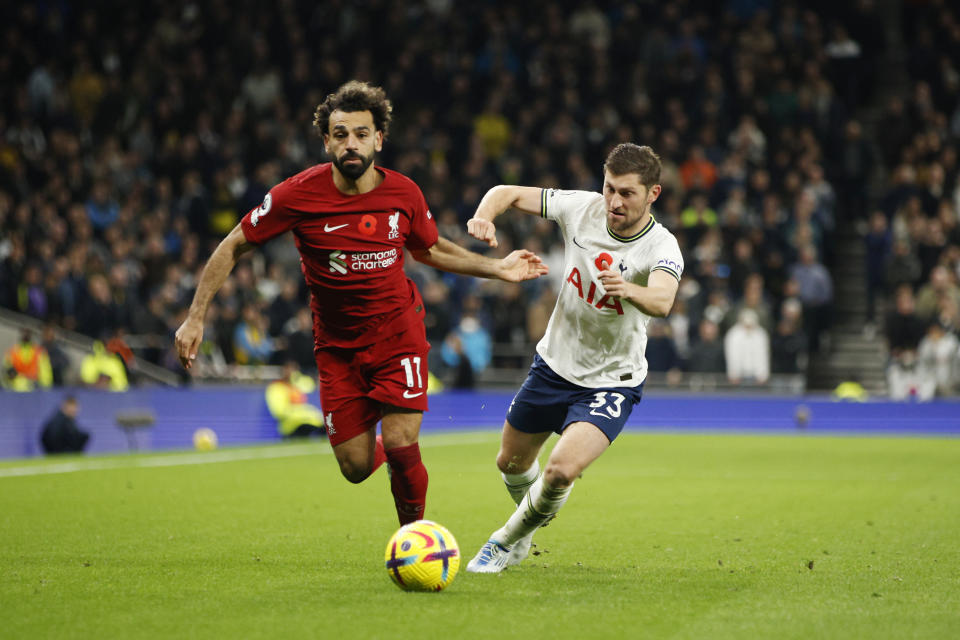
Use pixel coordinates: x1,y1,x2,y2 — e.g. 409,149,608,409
313,81,393,137
603,143,661,187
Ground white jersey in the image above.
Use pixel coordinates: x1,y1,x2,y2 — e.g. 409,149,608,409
535,188,684,388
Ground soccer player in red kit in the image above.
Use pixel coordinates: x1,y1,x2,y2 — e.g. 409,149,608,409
175,81,548,525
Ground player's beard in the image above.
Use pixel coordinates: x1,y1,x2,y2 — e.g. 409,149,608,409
609,201,650,235
334,150,375,180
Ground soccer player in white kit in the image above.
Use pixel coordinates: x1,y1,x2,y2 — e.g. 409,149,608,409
464,144,684,573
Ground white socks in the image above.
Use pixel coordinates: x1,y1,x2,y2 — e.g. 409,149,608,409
493,474,572,547
502,459,540,505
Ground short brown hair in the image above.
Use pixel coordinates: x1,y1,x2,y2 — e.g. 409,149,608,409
603,143,661,187
313,81,393,138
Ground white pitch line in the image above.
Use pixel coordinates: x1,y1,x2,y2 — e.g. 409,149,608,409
0,431,499,479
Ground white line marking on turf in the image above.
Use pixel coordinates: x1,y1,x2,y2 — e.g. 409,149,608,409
0,432,499,479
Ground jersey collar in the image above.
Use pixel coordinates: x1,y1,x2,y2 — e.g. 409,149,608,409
606,214,656,243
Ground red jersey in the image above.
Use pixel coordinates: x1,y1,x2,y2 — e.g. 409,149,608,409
240,163,439,348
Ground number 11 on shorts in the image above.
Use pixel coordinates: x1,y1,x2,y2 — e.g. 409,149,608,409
401,356,423,389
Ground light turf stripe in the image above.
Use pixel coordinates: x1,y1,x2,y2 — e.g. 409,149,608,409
0,432,500,479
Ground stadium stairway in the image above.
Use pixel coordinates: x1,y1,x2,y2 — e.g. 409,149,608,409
806,0,906,397
806,226,888,395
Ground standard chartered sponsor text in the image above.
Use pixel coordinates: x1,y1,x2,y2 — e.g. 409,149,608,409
351,248,399,270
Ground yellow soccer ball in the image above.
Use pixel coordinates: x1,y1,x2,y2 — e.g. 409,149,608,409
193,428,218,451
384,520,460,592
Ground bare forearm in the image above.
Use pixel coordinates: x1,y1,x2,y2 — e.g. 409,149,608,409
413,237,500,278
412,237,548,283
624,283,675,317
187,226,252,321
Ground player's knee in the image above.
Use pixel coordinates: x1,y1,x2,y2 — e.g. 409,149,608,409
543,461,577,488
496,450,531,475
338,458,373,484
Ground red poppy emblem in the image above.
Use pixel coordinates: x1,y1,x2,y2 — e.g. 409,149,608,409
359,214,377,235
595,252,614,271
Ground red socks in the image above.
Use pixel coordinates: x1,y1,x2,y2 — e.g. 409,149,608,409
385,442,428,525
372,434,387,474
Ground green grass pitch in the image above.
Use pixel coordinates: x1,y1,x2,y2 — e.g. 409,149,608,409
2,431,958,639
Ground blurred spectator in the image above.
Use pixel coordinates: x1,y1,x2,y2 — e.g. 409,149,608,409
824,24,864,111
422,279,453,347
728,114,766,165
80,341,129,391
266,361,324,438
884,238,923,293
267,277,301,337
835,120,874,222
915,265,960,324
864,210,892,329
724,309,770,385
679,146,717,192
726,237,761,299
680,192,717,240
526,283,557,343
887,350,936,402
106,326,137,382
884,284,927,358
667,298,691,363
441,334,476,389
771,299,808,375
77,273,117,339
284,306,318,376
876,97,913,168
917,321,960,396
723,273,772,334
789,244,834,353
645,319,681,374
233,304,277,365
2,328,53,391
441,299,491,378
40,396,90,455
86,180,119,233
686,318,725,375
41,322,70,386
488,282,530,369
16,262,47,319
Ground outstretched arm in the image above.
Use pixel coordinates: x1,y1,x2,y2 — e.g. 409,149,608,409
410,236,548,282
175,224,255,369
467,185,543,248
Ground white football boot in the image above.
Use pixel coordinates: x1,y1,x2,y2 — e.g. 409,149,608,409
505,532,535,566
466,540,511,573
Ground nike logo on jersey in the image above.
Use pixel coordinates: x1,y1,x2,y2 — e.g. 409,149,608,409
324,223,349,232
403,390,423,398
572,236,586,249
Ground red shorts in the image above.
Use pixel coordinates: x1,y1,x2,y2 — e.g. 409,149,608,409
316,326,430,447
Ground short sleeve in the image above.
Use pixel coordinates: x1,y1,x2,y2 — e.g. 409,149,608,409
541,189,603,225
240,180,299,245
649,234,685,281
403,185,439,251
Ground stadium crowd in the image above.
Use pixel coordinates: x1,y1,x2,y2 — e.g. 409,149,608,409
868,0,960,398
1,0,958,395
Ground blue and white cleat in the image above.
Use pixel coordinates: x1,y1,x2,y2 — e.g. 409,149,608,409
466,540,511,573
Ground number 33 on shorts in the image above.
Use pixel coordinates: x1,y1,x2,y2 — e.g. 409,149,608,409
588,391,625,419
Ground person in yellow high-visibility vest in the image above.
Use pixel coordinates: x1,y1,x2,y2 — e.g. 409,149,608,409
266,361,324,438
80,341,129,391
2,329,53,391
